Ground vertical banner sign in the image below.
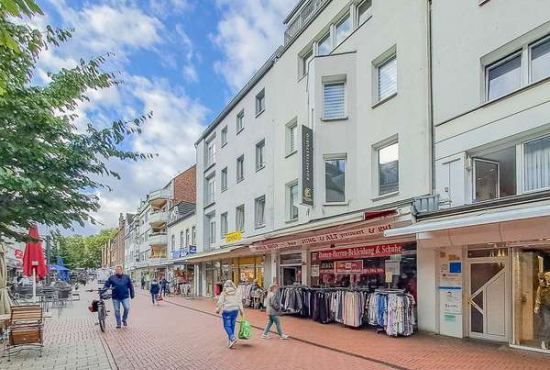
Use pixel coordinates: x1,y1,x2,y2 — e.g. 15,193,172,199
302,125,314,206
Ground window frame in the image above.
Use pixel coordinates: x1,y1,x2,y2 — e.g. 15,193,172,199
356,0,373,27
205,175,216,206
335,13,351,47
323,154,347,204
220,212,228,239
255,195,266,229
180,231,184,249
300,47,314,78
485,51,523,102
207,213,216,246
205,137,216,168
236,155,245,183
286,121,298,157
529,34,550,84
221,126,228,147
322,80,347,120
373,138,400,198
255,139,266,171
236,204,245,233
221,167,228,192
287,180,299,222
521,134,550,194
255,89,266,117
236,110,245,134
191,226,196,245
185,229,190,247
317,32,332,56
374,52,398,105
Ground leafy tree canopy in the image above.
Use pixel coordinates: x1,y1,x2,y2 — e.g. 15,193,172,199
52,229,115,270
0,0,153,242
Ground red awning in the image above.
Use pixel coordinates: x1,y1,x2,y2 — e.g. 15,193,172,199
23,225,48,280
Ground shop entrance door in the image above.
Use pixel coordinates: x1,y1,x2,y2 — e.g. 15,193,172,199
281,267,298,286
468,259,509,342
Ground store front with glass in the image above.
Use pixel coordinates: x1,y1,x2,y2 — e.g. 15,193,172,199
203,255,265,297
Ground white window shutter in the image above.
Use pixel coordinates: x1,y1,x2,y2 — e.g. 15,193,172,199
378,56,397,101
323,83,345,119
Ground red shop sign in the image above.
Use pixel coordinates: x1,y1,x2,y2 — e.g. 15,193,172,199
334,260,363,274
317,244,403,261
14,250,23,260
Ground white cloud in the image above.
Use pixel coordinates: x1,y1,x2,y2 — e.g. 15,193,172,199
149,0,191,19
212,0,299,91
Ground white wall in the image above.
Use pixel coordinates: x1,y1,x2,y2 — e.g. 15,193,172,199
167,213,196,258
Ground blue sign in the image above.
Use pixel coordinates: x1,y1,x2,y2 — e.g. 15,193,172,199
189,245,197,254
171,250,182,259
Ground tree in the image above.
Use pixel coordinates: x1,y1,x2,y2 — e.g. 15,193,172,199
0,4,153,242
53,229,115,269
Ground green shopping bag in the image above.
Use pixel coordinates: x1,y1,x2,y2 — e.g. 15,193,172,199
238,317,252,340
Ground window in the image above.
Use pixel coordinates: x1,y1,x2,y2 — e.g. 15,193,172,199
221,126,228,147
335,15,351,46
357,0,372,25
524,136,550,192
377,54,398,102
221,167,228,192
286,122,298,156
323,82,346,120
186,229,190,247
207,213,216,246
236,110,244,133
171,234,176,252
256,140,265,170
206,138,216,167
255,196,266,228
486,53,521,101
237,155,245,182
325,157,346,203
191,226,196,245
531,37,550,83
221,212,228,238
206,176,216,205
378,142,399,195
179,231,184,249
301,48,314,77
256,89,265,116
287,181,299,221
318,33,331,56
236,205,245,232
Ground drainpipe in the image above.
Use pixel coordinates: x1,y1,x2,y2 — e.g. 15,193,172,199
427,0,435,194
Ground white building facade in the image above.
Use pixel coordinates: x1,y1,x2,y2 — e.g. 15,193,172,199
167,203,197,294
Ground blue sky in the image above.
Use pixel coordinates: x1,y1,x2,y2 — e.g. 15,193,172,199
29,0,299,234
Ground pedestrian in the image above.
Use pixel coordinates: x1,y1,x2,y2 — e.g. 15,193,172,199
150,278,160,305
141,276,146,290
261,283,289,340
161,276,168,297
216,280,243,348
103,265,135,329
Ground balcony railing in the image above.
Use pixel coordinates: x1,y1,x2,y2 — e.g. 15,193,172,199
148,189,172,203
149,211,169,226
284,0,331,45
149,233,168,246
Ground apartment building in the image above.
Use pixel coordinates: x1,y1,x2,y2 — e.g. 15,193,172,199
387,0,550,353
194,0,432,318
167,202,197,294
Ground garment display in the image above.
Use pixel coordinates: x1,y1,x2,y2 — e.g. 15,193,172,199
367,289,416,337
237,283,253,306
535,272,550,346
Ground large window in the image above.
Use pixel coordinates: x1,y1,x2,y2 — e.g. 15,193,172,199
377,54,398,102
236,205,245,232
221,126,228,147
256,89,265,116
286,121,298,156
237,155,245,182
524,136,550,192
325,157,346,203
378,142,399,195
531,37,550,84
287,181,299,221
255,196,266,228
256,140,265,170
486,53,522,101
335,14,351,46
206,175,216,205
323,82,346,120
236,110,244,133
206,139,216,167
221,212,228,238
318,33,331,56
221,167,228,192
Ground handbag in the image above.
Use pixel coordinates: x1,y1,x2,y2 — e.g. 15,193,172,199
238,317,252,340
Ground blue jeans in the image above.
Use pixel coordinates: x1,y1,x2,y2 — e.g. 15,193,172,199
151,292,158,304
112,298,130,326
222,310,239,341
263,315,283,336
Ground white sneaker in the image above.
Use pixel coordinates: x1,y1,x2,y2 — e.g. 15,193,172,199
280,334,289,340
261,334,269,339
542,341,548,350
228,338,237,348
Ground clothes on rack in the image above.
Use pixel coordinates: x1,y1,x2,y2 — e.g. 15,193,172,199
237,283,253,305
367,290,416,337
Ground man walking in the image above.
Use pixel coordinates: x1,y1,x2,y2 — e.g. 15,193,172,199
104,266,135,329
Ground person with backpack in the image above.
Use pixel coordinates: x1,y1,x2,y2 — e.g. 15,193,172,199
216,280,244,348
150,278,160,305
261,283,289,340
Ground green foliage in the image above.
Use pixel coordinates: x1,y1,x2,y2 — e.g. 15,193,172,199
53,229,115,269
0,5,153,243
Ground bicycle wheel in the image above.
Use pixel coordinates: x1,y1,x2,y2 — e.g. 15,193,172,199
98,304,106,332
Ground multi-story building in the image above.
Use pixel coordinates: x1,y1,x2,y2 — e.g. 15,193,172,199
387,0,550,353
167,202,196,294
194,0,432,310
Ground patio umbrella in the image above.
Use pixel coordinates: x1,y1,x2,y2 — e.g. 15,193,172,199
23,225,48,302
0,242,12,318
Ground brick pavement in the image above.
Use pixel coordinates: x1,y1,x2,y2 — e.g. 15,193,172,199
0,286,114,370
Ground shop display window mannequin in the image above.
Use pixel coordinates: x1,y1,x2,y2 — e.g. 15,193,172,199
534,272,550,350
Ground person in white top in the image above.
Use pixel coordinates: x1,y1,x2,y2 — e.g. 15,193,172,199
216,280,244,348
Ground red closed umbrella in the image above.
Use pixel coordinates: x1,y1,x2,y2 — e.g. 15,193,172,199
23,224,48,280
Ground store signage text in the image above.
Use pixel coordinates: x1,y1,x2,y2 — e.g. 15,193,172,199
251,222,393,252
301,125,314,206
317,244,403,261
334,260,363,274
225,231,243,244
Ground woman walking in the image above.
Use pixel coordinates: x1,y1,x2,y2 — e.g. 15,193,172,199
262,283,289,340
216,280,243,348
150,278,160,305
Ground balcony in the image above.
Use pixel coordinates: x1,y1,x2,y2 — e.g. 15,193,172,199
284,0,331,45
149,211,169,227
149,233,168,247
147,258,168,268
148,189,172,208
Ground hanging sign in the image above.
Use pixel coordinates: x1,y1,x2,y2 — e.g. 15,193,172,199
334,260,363,274
311,265,320,277
301,125,314,206
225,231,243,244
317,244,403,261
385,260,400,275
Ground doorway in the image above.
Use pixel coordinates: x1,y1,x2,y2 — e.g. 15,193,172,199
467,258,510,342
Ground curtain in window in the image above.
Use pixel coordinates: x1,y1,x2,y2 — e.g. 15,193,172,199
524,136,550,192
323,83,345,119
256,199,265,226
378,56,397,101
237,207,245,232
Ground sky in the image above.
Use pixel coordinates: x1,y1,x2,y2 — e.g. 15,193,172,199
30,0,299,235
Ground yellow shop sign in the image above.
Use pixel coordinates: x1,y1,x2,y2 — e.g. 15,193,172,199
225,231,243,243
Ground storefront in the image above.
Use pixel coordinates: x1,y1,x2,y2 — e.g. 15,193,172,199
171,263,195,295
203,256,265,297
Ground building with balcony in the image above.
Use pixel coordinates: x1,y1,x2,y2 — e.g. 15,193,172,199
195,0,430,302
167,202,197,294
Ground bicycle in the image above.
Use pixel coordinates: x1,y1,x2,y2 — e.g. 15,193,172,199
87,288,111,333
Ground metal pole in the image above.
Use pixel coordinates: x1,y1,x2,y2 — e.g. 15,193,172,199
45,236,51,285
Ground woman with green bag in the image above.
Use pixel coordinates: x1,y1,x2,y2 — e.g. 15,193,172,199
261,283,290,340
216,280,244,348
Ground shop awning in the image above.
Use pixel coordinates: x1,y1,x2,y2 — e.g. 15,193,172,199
385,202,550,248
183,246,249,263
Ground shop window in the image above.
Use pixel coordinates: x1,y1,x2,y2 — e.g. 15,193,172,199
324,156,346,203
472,146,516,202
524,136,550,192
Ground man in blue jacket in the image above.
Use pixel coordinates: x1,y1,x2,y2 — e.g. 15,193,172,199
104,265,135,328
